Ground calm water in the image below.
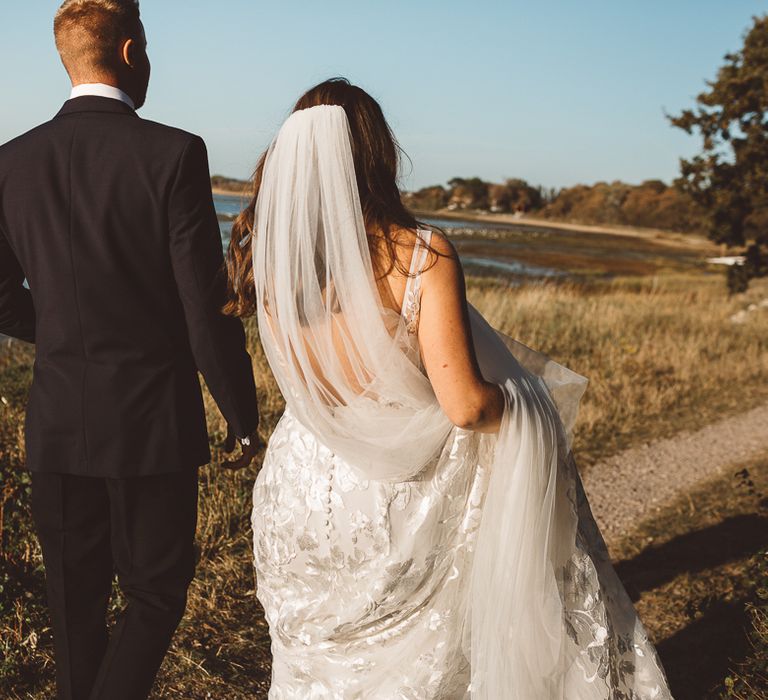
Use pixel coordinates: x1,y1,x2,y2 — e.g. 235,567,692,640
213,193,562,282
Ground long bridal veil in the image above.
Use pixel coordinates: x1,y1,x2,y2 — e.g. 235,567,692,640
253,105,453,481
253,105,672,699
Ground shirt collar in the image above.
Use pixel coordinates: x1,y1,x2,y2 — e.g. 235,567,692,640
69,83,136,111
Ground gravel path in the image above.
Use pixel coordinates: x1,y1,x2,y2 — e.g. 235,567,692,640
582,403,768,544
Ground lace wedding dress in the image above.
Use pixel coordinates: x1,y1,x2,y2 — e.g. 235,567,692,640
250,105,673,699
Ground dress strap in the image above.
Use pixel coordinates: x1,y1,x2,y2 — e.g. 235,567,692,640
401,228,432,333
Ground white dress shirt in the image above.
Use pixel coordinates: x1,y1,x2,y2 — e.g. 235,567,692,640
69,83,135,110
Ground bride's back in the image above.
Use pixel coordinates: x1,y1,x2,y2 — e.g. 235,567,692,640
224,77,504,450
369,227,434,318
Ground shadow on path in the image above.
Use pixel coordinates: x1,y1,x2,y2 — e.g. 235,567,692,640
656,598,751,700
614,513,768,601
612,514,768,699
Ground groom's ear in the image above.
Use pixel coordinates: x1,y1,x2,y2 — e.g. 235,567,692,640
121,21,145,68
120,21,148,75
121,38,137,68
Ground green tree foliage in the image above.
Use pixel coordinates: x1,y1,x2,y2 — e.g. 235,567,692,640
669,15,768,292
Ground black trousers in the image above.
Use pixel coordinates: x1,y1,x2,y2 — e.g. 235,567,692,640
31,469,199,700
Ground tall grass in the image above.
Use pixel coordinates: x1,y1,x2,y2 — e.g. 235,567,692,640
1,273,767,697
468,275,768,464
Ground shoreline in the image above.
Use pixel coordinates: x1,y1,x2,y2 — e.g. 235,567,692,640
212,190,719,254
412,208,717,252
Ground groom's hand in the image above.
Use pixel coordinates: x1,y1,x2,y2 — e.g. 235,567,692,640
222,425,261,471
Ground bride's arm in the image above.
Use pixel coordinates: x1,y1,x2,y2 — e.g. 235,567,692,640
418,232,504,433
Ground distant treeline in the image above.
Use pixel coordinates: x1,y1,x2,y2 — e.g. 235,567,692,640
212,174,706,233
211,175,250,194
405,177,706,233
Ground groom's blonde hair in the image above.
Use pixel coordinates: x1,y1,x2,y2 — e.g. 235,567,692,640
54,0,141,80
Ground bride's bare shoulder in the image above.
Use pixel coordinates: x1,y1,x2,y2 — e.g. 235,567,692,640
422,227,457,261
419,228,462,284
397,226,458,263
370,225,458,281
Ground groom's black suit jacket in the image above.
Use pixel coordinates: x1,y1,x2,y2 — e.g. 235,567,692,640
0,96,259,477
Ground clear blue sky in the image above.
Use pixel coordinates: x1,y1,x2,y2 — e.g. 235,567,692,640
1,1,764,189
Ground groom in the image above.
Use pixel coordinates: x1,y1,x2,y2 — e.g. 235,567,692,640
0,1,260,698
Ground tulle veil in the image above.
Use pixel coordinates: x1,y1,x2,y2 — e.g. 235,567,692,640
252,104,672,698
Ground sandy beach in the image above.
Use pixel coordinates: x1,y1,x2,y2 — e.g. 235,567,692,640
412,208,718,253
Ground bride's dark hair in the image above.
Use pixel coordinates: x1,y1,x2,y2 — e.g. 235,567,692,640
223,77,435,318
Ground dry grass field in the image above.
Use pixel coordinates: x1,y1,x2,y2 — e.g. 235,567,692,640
1,271,767,698
468,274,768,465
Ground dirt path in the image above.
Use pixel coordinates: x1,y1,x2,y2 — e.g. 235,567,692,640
582,402,768,544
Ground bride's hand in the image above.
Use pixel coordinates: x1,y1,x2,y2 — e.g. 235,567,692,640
222,425,261,471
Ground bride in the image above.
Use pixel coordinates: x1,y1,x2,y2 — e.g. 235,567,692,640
224,78,673,699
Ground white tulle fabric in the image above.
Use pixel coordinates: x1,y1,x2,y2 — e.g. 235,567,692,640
252,104,673,699
254,105,452,482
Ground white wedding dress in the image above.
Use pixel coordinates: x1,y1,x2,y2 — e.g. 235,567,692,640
249,106,673,699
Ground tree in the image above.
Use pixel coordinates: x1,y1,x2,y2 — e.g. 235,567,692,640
669,15,768,292
447,177,489,207
404,185,449,211
503,178,543,212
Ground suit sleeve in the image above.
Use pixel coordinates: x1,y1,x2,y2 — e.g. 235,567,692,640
0,226,35,343
168,135,259,438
